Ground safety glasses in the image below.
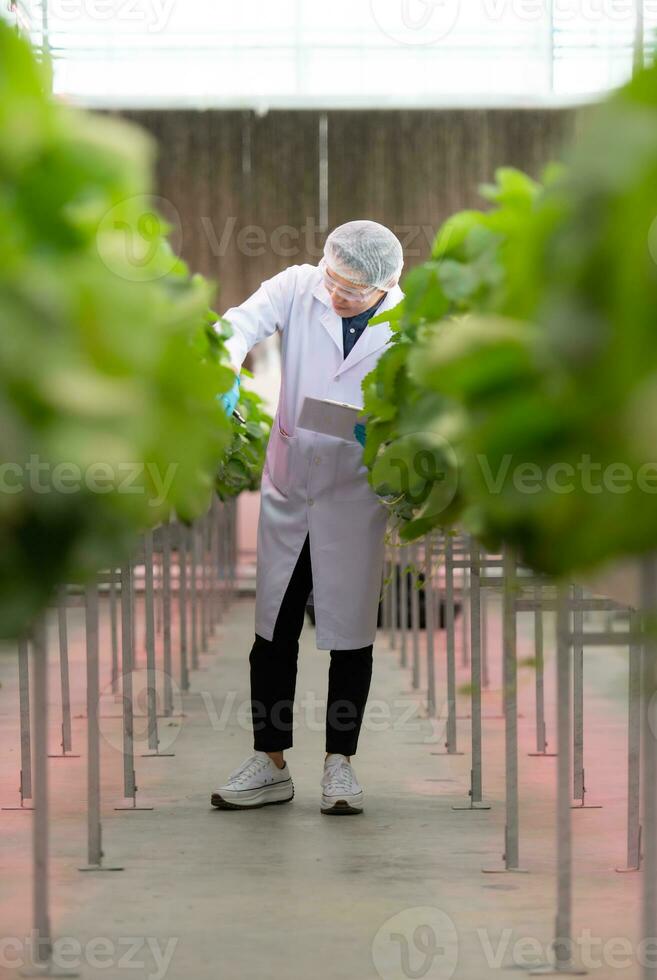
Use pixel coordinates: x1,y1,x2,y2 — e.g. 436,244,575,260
319,258,379,303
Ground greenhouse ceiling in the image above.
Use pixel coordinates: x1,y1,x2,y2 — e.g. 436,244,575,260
5,0,657,109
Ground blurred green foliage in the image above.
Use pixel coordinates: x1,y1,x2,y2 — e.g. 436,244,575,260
364,57,657,578
362,167,551,540
0,24,268,637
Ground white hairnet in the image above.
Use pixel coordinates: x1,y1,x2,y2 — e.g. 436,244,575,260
323,220,404,291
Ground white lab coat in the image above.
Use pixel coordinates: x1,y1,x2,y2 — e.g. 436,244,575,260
220,263,403,650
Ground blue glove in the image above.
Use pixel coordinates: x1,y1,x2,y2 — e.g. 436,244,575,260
354,423,366,447
219,375,240,417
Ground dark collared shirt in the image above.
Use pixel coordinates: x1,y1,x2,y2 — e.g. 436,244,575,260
341,295,385,359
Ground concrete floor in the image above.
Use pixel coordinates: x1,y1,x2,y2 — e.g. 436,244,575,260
0,590,642,979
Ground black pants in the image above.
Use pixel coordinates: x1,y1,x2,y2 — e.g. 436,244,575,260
249,535,373,756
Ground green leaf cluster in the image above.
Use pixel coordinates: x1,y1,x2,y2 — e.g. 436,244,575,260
0,23,264,636
363,58,657,579
215,375,273,499
362,166,548,540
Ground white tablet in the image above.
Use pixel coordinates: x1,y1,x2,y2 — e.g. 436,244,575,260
297,396,365,441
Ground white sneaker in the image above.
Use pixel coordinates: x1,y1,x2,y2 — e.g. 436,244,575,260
320,753,364,815
211,751,294,810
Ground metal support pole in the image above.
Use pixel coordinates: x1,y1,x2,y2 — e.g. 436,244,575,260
640,555,657,980
229,498,235,603
119,562,135,800
131,560,138,671
206,504,215,636
79,581,123,872
503,549,524,868
145,529,159,751
484,549,526,871
31,617,51,958
571,586,601,809
79,579,122,864
617,611,642,872
572,586,584,801
461,563,470,667
443,535,460,755
141,530,173,758
224,503,231,607
109,569,119,695
190,523,199,671
390,537,398,651
154,544,163,637
220,503,227,613
411,542,421,690
471,541,484,799
49,589,79,759
161,520,174,718
558,581,586,971
217,499,225,621
178,523,190,692
115,561,153,812
19,636,33,799
207,500,218,634
535,591,547,752
217,498,225,625
425,535,437,718
453,539,489,809
400,544,408,668
20,616,79,976
531,585,585,976
481,588,490,689
382,550,391,633
201,513,209,653
387,550,394,634
529,586,556,758
19,617,79,977
216,504,226,622
3,636,34,810
228,501,233,603
227,500,235,604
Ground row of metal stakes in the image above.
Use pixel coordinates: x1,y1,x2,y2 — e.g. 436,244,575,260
5,512,655,976
381,530,657,978
2,496,238,977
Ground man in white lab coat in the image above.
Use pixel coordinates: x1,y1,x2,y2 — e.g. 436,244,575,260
210,221,404,815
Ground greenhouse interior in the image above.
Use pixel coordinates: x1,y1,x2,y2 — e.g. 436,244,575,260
3,2,657,978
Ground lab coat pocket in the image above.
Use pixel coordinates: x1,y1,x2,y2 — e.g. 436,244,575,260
330,439,372,503
269,425,297,497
